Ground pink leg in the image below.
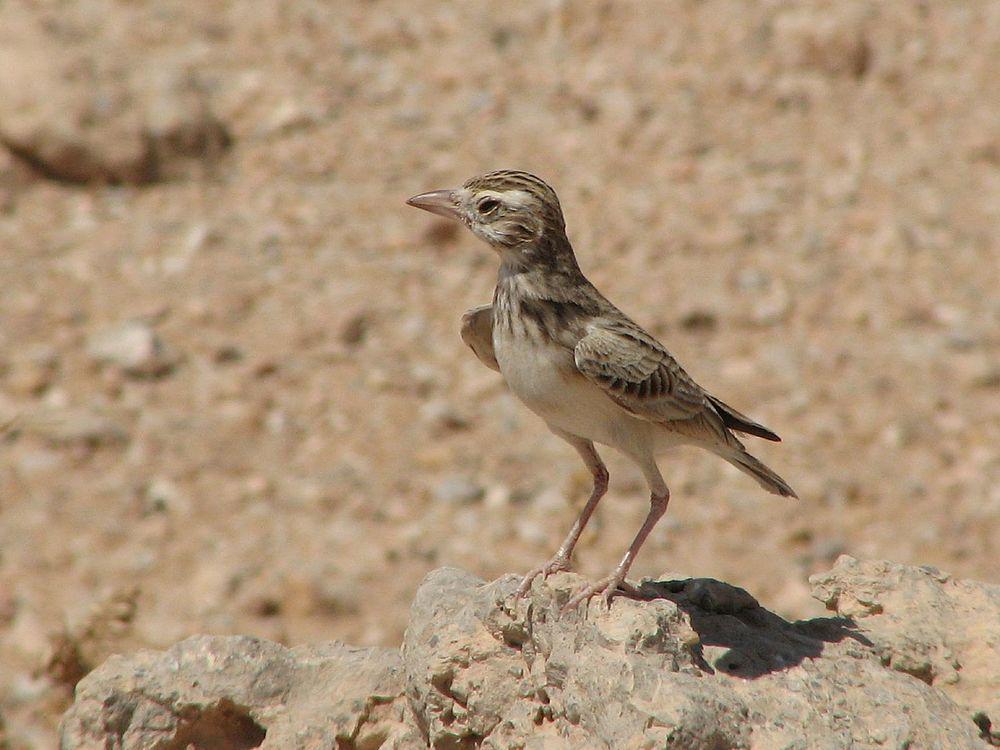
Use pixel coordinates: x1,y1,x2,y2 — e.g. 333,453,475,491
517,437,609,597
563,489,671,611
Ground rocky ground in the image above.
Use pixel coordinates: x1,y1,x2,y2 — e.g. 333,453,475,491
1,1,998,746
59,557,1000,748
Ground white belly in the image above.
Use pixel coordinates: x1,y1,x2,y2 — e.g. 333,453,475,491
494,329,649,450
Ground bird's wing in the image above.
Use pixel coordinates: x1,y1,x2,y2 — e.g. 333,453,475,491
460,304,500,372
573,320,712,423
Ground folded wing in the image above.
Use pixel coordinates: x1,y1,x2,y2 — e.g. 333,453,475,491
460,304,500,372
573,321,708,422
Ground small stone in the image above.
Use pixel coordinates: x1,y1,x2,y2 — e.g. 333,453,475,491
735,268,771,292
0,591,18,625
16,448,63,474
87,321,177,377
213,345,244,364
772,9,871,78
679,309,718,331
969,366,1000,390
27,409,129,448
483,484,511,509
420,399,469,432
142,478,191,516
5,345,59,396
261,99,318,136
339,310,371,347
432,475,485,505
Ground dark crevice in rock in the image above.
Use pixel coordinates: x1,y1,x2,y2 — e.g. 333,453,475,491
974,712,999,747
163,699,265,750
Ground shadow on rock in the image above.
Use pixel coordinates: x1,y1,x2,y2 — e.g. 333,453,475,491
637,576,873,678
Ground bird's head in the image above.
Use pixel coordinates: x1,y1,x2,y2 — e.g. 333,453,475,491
407,171,570,262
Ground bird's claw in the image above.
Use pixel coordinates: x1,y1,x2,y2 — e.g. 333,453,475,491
516,555,572,598
561,573,643,613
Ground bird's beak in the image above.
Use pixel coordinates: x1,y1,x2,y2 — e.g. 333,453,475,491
406,189,461,221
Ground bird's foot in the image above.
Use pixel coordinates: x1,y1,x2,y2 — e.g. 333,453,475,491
516,555,573,598
562,572,644,613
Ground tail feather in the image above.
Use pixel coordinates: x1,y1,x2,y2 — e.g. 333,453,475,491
727,451,798,498
708,395,781,442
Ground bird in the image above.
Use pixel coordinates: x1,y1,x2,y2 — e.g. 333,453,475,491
407,170,796,610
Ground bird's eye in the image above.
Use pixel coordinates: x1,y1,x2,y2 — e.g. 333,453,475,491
478,198,501,214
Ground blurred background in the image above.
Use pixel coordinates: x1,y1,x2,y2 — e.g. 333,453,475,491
0,1,998,745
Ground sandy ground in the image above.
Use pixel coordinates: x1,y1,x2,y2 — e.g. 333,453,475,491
0,1,998,746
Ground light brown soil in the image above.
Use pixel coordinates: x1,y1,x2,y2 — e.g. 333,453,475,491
1,2,997,745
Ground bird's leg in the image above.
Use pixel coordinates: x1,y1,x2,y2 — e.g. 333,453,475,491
563,488,671,611
517,437,608,597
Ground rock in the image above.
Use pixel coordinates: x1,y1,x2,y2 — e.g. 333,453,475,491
402,568,988,749
678,308,718,332
432,474,485,505
86,321,177,377
61,560,996,749
772,8,872,78
59,636,422,750
141,477,192,516
419,399,470,432
339,309,372,347
25,408,129,449
810,555,1000,727
3,344,60,396
0,15,230,185
45,587,140,692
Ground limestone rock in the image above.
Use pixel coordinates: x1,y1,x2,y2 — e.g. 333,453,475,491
402,567,989,749
811,555,1000,734
86,321,178,377
60,560,996,749
25,408,129,449
58,635,422,750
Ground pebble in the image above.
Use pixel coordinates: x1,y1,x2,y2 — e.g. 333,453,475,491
16,448,64,474
5,345,59,396
87,322,177,377
419,399,469,432
27,409,129,448
339,310,371,347
142,478,191,516
261,99,318,136
678,309,718,332
483,484,511,509
432,475,485,505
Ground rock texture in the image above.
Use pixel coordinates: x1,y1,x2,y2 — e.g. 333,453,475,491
59,557,996,749
0,5,229,184
60,637,421,750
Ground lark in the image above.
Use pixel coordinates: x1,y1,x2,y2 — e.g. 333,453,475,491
407,170,796,610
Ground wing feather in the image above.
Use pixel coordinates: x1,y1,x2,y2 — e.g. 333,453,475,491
574,322,708,422
460,304,500,372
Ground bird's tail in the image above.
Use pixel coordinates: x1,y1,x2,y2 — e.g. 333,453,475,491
725,450,798,498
